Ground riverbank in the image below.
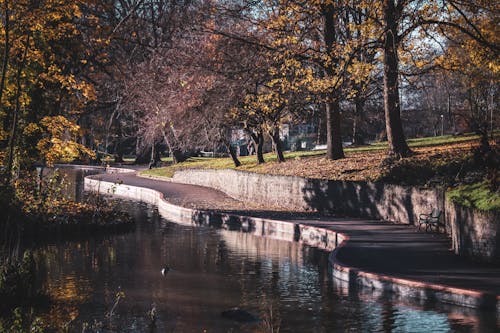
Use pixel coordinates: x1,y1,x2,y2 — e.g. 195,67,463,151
86,171,500,313
0,166,137,315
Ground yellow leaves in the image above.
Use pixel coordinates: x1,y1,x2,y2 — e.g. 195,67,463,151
0,127,7,141
32,116,95,166
347,60,375,85
23,122,42,137
39,64,96,102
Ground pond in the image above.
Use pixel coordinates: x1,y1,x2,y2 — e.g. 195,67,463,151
26,169,500,332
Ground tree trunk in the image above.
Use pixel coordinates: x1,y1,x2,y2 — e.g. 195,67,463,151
225,141,241,167
161,128,186,164
270,127,285,162
135,147,151,164
250,132,266,164
114,150,124,163
113,117,124,163
326,99,345,159
0,2,9,113
255,132,265,164
352,98,366,145
383,0,411,158
246,129,265,164
323,3,345,160
6,35,30,181
171,148,186,164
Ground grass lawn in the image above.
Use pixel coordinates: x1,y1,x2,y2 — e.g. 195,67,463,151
142,132,494,179
141,132,498,211
447,182,500,212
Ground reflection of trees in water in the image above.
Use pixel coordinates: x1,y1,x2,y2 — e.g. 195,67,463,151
27,203,486,332
35,238,123,329
220,228,336,331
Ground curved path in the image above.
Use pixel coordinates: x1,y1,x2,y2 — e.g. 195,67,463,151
89,171,500,310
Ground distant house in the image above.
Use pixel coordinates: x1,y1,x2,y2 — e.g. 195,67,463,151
285,123,318,151
230,128,250,156
229,123,320,155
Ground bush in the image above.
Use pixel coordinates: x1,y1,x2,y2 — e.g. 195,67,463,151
0,308,45,333
0,251,37,306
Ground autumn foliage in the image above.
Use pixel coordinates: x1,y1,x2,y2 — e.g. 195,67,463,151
0,0,496,180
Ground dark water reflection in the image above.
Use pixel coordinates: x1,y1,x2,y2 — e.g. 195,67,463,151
25,168,498,332
33,200,498,333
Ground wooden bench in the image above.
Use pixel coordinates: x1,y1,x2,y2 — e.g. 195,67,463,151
418,208,444,232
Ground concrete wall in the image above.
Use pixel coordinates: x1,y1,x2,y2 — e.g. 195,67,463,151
172,169,444,225
84,177,343,253
173,169,499,264
446,199,500,264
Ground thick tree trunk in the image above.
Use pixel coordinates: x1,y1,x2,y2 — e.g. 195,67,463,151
251,131,266,164
323,4,345,160
255,132,265,164
171,148,186,164
383,0,411,158
161,128,186,164
270,127,285,163
246,129,265,164
225,141,241,167
352,98,366,145
326,99,345,159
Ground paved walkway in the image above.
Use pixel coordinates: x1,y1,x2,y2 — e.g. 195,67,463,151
92,172,500,296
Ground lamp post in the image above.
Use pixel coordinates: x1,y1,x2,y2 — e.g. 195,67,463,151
440,114,444,136
34,161,44,193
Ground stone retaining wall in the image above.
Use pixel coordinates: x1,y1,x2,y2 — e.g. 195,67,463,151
84,177,342,252
446,199,500,264
172,169,444,225
173,169,499,264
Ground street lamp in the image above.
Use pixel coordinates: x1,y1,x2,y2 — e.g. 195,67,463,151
440,114,444,136
34,161,44,192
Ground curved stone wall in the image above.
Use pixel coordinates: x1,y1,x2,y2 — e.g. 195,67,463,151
172,169,444,225
172,169,499,264
84,177,343,252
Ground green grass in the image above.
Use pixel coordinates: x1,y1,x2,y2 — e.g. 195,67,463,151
343,132,495,153
140,132,495,179
142,150,324,178
447,182,500,212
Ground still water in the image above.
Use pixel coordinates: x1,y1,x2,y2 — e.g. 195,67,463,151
29,168,498,332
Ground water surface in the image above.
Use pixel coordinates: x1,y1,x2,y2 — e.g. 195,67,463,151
33,199,498,332
16,168,496,332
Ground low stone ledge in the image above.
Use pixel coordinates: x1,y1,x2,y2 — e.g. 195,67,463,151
84,177,342,252
330,259,497,311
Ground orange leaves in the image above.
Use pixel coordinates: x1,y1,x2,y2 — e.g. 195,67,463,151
27,116,95,166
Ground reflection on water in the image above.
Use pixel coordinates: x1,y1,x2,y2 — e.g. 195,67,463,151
32,200,498,333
